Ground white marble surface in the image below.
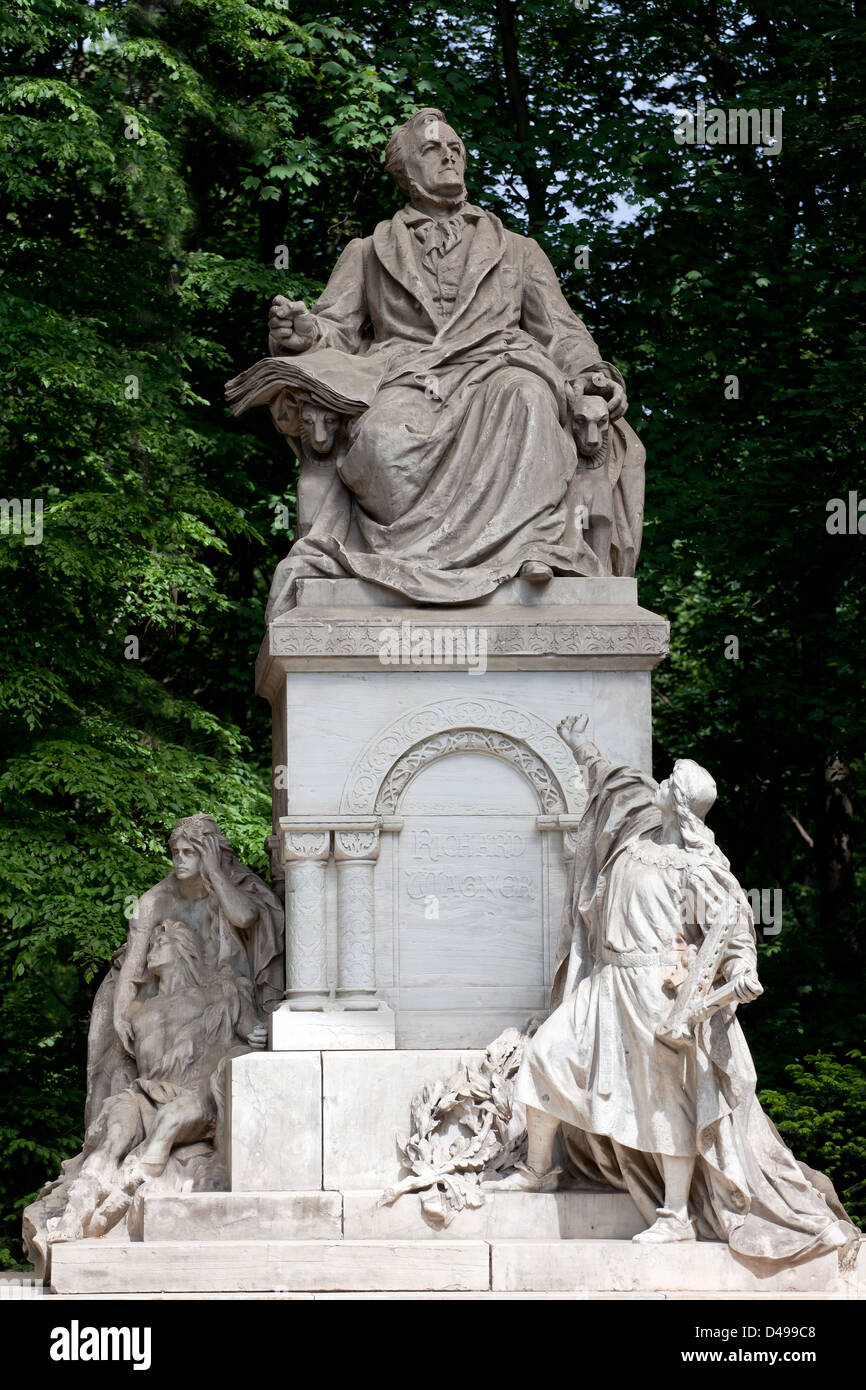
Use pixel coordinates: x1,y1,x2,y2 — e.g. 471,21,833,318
50,1239,491,1294
281,671,652,816
270,1002,396,1051
344,1189,643,1240
48,1235,864,1295
322,1049,483,1189
491,1239,865,1295
133,1191,341,1242
227,1053,322,1191
268,670,653,1046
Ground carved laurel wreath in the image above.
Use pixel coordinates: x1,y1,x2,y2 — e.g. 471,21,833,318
378,1023,537,1227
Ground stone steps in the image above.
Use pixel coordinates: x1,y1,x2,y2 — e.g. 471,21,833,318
50,1235,865,1296
51,1239,490,1294
133,1188,643,1243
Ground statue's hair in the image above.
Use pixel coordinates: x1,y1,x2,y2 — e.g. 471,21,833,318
384,108,465,192
167,815,262,900
168,814,234,862
151,918,206,988
669,759,729,867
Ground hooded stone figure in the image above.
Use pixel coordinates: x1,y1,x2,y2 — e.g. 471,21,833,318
225,108,645,614
496,715,860,1271
84,814,283,1128
23,917,267,1280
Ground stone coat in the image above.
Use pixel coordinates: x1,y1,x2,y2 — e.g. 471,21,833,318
265,205,645,615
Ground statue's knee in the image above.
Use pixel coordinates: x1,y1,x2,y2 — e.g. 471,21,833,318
495,367,555,412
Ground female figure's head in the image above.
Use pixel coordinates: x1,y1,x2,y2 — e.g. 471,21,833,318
146,918,205,989
168,815,234,884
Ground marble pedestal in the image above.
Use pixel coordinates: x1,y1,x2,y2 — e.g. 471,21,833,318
256,577,668,1049
43,587,865,1295
48,1049,866,1293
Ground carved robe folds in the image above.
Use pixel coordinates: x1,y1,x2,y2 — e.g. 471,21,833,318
257,206,645,615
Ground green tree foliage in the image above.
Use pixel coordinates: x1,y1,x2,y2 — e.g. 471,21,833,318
0,0,415,1262
1,0,863,1261
760,1052,866,1226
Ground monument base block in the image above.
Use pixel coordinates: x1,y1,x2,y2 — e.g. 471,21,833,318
258,579,668,1050
270,1001,396,1051
49,1230,864,1296
45,1050,865,1296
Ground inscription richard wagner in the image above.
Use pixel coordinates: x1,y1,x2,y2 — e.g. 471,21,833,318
405,870,535,903
405,828,534,904
410,829,527,859
397,813,545,996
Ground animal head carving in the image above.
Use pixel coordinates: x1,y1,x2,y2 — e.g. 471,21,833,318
571,393,611,461
299,402,341,455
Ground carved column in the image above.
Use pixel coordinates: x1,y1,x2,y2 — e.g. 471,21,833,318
283,829,330,1009
334,828,380,1007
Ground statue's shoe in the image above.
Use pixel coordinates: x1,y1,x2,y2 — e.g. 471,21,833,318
481,1163,562,1192
519,562,553,583
632,1208,696,1243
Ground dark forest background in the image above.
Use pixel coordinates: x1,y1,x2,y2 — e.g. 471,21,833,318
1,0,864,1263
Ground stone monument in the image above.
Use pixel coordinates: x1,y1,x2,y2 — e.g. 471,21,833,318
29,109,862,1295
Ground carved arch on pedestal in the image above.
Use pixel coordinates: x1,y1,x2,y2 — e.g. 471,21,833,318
339,697,585,816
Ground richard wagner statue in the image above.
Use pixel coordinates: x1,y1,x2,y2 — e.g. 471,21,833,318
226,108,645,615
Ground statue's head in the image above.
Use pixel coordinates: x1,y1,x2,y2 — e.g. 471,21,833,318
168,814,233,883
655,759,728,864
670,759,718,821
385,108,466,204
572,394,611,459
299,401,341,455
147,918,205,987
655,760,717,822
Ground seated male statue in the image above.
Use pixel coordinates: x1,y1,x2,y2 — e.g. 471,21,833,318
226,108,645,616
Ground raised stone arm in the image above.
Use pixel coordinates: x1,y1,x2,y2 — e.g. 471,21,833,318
197,831,258,932
557,712,591,754
556,713,618,802
113,897,161,1056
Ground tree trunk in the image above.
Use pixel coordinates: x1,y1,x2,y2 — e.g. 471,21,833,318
493,0,548,233
815,752,856,950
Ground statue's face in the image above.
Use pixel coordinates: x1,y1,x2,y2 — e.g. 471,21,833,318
300,403,340,455
171,837,201,880
403,118,465,198
654,777,676,814
147,924,177,974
